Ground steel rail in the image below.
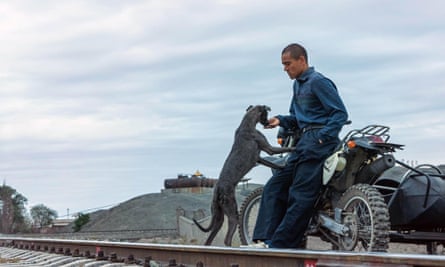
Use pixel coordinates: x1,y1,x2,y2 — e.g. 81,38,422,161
1,237,445,267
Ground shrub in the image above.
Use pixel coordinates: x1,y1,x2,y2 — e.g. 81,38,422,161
72,213,90,232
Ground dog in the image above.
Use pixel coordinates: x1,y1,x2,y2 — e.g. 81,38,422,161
193,105,295,246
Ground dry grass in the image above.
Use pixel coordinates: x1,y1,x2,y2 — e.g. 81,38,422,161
0,257,20,263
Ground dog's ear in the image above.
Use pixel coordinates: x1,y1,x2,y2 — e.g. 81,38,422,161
246,105,253,112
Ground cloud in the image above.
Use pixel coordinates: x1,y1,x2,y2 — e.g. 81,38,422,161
1,0,444,216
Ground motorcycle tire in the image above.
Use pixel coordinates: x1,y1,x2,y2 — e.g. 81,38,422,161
238,187,263,245
336,183,390,252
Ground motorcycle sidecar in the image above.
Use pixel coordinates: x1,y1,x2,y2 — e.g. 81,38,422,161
374,164,445,254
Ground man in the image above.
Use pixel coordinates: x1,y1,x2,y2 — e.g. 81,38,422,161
252,43,348,248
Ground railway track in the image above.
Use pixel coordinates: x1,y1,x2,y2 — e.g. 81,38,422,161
1,237,445,267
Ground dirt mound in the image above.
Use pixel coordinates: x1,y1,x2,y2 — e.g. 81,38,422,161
78,184,262,232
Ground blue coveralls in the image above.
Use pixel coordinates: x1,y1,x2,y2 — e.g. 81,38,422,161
252,67,348,248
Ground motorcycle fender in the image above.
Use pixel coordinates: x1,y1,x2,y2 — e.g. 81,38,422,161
323,151,346,185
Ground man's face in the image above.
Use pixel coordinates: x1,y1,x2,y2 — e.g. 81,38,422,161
281,52,306,79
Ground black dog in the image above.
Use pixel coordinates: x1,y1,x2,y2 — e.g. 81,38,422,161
194,105,295,246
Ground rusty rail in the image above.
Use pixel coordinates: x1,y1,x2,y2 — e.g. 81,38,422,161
1,237,445,267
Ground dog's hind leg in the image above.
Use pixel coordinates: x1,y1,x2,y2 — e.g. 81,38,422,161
223,199,239,247
204,213,224,245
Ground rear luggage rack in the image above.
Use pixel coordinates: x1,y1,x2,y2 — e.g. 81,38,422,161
343,125,391,143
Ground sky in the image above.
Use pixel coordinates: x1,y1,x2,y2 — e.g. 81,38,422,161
1,0,444,218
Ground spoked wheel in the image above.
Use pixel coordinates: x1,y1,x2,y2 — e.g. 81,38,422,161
336,183,390,252
238,187,263,245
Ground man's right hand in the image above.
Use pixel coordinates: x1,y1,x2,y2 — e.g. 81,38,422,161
265,117,280,129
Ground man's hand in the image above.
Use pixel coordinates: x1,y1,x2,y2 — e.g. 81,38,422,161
265,117,280,129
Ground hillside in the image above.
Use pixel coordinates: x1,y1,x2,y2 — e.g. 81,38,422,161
75,183,263,233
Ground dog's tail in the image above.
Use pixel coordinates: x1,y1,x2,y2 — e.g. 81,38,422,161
193,193,223,233
193,218,212,232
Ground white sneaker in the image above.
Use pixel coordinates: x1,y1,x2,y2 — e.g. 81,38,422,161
240,241,269,248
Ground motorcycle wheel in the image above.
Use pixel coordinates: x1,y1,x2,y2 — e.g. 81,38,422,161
238,187,263,245
336,183,390,252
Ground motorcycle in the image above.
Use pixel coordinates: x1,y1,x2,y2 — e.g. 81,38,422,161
238,123,445,253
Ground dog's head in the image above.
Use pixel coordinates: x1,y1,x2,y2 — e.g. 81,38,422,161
246,105,271,126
